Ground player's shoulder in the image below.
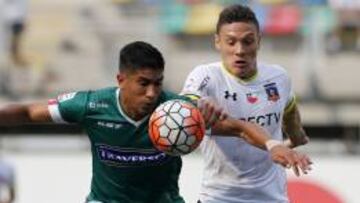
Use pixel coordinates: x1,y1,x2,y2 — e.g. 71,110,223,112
258,62,289,80
55,87,117,110
57,87,117,106
87,87,118,100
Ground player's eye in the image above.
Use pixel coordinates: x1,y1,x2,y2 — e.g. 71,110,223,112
139,80,150,87
154,81,163,87
243,38,254,46
226,39,236,46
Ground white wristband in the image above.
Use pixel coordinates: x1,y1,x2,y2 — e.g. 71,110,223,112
283,139,293,148
265,140,283,151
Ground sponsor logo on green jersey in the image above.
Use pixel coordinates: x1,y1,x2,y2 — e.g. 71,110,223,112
96,144,171,167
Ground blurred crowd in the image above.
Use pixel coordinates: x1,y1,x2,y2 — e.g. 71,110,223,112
113,0,360,53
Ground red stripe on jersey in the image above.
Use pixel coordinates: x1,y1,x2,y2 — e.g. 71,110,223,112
48,99,58,105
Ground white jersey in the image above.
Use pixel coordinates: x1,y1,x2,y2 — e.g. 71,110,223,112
181,62,295,203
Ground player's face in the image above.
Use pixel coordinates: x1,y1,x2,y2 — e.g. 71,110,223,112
215,22,260,79
117,68,163,120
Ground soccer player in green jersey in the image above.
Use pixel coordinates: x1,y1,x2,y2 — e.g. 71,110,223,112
0,41,310,203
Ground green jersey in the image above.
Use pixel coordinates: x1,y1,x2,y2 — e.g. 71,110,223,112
48,87,187,203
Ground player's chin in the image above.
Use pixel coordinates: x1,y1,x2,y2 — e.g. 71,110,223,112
141,105,156,115
237,68,252,79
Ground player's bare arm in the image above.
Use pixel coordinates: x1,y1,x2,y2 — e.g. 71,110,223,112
196,97,299,151
0,103,52,125
188,90,312,176
211,118,268,150
195,97,269,149
283,103,309,148
212,118,312,176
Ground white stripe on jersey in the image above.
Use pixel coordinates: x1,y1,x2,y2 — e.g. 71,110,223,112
48,104,67,124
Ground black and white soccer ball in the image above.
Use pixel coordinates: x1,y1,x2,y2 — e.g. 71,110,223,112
149,99,206,156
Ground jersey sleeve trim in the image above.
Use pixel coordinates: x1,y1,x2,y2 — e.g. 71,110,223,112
48,104,68,124
284,95,296,114
182,94,201,101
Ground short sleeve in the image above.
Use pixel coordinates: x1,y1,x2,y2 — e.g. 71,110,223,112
180,66,212,100
48,91,89,123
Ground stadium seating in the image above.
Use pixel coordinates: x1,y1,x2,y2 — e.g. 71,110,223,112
183,3,222,35
316,53,360,102
263,5,302,35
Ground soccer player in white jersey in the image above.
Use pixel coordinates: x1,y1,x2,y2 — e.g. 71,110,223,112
181,4,310,203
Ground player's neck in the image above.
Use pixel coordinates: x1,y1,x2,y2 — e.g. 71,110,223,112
221,62,258,82
119,97,143,121
240,68,257,81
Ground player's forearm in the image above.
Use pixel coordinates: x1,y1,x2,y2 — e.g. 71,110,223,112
237,121,273,150
0,103,52,126
283,105,308,148
212,119,270,150
0,104,31,125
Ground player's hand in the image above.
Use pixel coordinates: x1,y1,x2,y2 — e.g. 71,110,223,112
269,145,312,176
290,152,312,176
197,97,228,128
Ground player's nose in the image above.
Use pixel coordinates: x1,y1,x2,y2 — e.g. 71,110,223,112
235,43,245,56
145,85,158,100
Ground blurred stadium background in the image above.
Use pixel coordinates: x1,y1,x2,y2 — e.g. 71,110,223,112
0,0,359,202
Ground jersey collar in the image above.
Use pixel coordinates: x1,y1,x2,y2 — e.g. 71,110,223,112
221,63,258,85
115,88,149,127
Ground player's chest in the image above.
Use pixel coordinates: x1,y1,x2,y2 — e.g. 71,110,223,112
216,81,286,115
86,116,152,148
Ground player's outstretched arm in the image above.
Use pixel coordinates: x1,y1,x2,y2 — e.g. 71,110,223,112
212,118,269,150
283,103,309,148
195,97,312,175
0,102,52,126
196,97,302,151
211,118,312,176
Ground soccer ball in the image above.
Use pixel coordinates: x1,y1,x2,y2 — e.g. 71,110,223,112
148,99,206,156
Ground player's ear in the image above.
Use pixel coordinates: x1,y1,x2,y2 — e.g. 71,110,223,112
116,72,126,87
214,34,221,50
257,32,261,50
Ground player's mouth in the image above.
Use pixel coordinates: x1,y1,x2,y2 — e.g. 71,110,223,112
143,102,156,111
233,60,248,69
